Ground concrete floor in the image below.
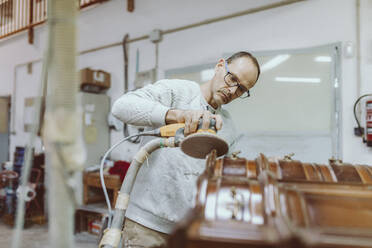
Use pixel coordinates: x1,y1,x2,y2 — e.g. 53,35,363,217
0,223,98,248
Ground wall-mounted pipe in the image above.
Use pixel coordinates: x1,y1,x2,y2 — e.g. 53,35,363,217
11,58,42,135
80,0,305,54
10,0,305,135
355,0,362,120
356,0,361,95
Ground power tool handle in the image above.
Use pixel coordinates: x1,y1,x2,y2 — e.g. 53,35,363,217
198,118,217,131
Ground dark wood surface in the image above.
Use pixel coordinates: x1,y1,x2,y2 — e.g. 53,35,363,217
83,172,121,205
169,152,372,248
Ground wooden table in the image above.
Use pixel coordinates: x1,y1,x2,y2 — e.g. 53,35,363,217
83,172,121,205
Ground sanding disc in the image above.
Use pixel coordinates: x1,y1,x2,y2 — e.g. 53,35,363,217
180,133,229,159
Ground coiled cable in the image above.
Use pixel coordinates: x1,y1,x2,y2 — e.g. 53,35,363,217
100,130,159,227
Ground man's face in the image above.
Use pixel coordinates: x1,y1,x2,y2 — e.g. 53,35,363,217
212,57,258,107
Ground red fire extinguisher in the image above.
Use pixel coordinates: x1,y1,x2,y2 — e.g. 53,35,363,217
366,100,372,146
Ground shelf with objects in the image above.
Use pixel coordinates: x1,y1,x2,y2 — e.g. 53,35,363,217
0,149,46,227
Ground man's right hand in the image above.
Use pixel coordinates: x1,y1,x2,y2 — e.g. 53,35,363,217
165,109,223,136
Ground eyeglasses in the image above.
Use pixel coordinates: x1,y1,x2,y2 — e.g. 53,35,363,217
224,62,250,98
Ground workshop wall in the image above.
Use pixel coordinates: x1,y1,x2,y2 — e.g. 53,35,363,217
0,0,371,164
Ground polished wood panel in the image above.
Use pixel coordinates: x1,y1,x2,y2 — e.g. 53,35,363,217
210,154,372,185
169,152,372,248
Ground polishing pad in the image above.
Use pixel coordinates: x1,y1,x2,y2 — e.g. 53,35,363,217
180,132,229,159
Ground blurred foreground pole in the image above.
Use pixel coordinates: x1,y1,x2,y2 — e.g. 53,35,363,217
44,0,85,247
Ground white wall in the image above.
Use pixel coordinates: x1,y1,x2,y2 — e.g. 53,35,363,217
0,0,371,164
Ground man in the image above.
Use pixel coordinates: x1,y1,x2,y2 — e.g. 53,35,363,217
112,51,260,248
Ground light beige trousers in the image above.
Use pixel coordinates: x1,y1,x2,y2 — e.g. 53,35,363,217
122,219,169,248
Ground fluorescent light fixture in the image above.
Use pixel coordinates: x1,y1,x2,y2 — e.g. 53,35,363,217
261,54,290,72
314,56,332,62
201,68,214,81
275,77,321,83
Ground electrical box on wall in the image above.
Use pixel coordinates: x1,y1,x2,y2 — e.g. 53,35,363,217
80,92,110,166
74,92,110,204
23,97,43,134
80,68,111,94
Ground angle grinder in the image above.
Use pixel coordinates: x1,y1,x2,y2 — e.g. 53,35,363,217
156,118,229,158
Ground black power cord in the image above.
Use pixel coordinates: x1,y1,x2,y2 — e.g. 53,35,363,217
353,94,372,142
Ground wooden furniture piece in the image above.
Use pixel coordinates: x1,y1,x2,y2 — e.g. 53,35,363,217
169,152,372,248
75,205,107,236
1,153,46,226
83,172,121,205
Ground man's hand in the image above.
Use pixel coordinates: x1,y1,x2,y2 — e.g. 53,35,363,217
165,109,223,136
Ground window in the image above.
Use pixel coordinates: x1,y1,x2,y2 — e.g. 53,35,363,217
165,44,341,163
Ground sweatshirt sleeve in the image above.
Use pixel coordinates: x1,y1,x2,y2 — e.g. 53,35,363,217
111,80,174,128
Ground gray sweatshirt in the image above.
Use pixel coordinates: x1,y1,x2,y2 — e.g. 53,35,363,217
112,79,237,234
